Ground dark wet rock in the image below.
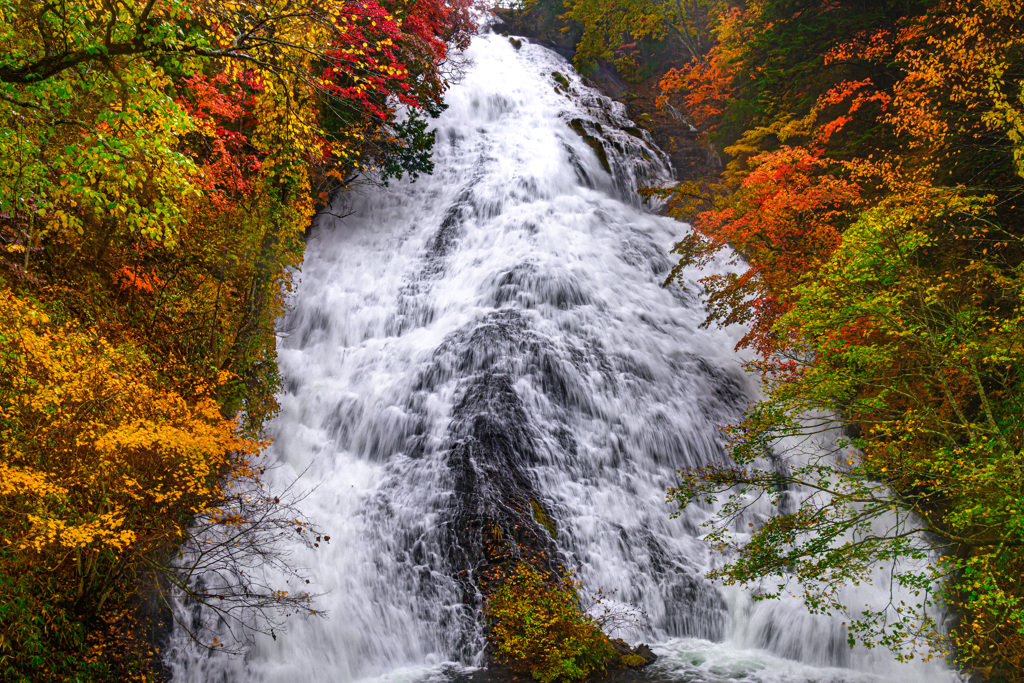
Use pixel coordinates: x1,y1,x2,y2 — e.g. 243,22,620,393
552,71,571,94
633,644,656,664
492,262,591,311
442,369,563,602
563,141,595,187
567,118,611,174
492,4,580,62
610,639,657,668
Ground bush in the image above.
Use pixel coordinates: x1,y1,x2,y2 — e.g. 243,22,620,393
0,293,320,679
485,563,618,683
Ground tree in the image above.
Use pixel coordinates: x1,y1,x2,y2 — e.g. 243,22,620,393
660,0,1024,674
0,293,324,676
561,0,723,77
0,0,476,677
672,195,1024,664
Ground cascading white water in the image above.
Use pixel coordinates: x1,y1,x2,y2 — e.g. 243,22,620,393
167,29,960,683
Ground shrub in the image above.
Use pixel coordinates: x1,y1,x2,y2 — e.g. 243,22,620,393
485,563,618,683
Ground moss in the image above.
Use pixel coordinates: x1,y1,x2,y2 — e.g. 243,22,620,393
509,36,522,50
566,119,611,175
552,71,570,91
622,126,644,139
530,498,557,538
584,136,611,175
621,653,647,668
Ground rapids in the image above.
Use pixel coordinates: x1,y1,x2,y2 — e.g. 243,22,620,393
167,29,959,683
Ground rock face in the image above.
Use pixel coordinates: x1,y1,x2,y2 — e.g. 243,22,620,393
493,3,721,184
494,2,580,62
430,314,656,676
442,364,565,600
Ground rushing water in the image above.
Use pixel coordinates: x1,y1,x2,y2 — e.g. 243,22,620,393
167,29,959,683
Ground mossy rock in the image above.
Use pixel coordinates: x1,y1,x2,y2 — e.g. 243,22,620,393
530,498,556,538
486,563,619,683
622,126,644,139
551,71,570,94
621,653,647,668
566,119,611,175
509,36,522,50
584,136,611,175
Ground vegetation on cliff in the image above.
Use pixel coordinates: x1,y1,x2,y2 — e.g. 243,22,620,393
658,0,1024,676
507,0,1024,677
0,0,473,679
486,563,619,683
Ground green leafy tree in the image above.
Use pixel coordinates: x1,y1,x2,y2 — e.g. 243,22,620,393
561,0,723,77
660,0,1024,675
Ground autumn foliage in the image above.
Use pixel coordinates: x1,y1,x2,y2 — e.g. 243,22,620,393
486,564,619,683
0,294,262,676
0,0,474,679
653,0,1024,676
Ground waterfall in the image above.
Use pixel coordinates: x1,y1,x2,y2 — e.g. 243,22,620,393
167,29,959,683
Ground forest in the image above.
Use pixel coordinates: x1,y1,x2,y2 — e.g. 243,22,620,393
532,0,1024,677
1,0,1023,680
0,0,473,679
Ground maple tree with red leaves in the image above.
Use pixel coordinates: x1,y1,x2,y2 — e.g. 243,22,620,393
651,0,1024,674
0,0,476,679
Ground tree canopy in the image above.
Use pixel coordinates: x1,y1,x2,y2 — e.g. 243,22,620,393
652,0,1024,675
0,0,474,678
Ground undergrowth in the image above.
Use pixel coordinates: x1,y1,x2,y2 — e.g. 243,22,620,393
485,563,618,683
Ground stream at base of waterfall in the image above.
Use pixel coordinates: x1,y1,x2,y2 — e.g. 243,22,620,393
165,27,960,683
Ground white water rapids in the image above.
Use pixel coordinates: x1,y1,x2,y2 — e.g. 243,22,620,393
167,29,959,683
